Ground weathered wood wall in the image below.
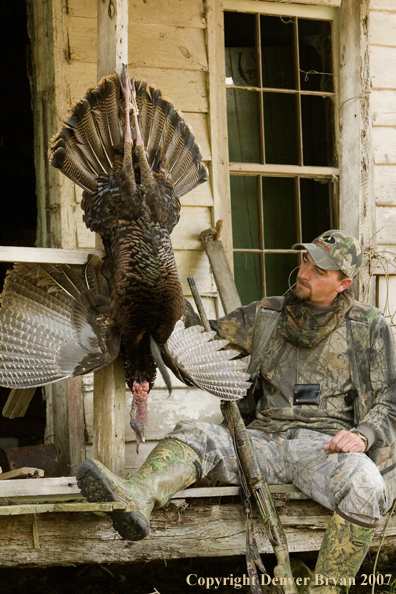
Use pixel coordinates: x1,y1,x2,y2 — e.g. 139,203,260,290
46,0,224,473
370,0,396,318
26,0,396,475
1,496,395,568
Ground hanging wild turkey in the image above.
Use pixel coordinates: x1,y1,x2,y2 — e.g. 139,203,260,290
0,67,250,450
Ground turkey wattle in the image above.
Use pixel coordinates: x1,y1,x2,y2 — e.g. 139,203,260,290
0,67,250,451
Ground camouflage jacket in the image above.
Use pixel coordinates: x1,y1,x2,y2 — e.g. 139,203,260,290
211,297,396,473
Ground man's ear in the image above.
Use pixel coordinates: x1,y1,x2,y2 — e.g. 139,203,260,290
336,277,353,293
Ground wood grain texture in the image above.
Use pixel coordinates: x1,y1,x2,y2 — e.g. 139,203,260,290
371,10,396,47
68,62,209,112
339,0,376,303
372,90,396,126
68,0,207,28
171,206,213,250
0,498,394,567
370,0,396,12
69,17,208,71
371,46,396,90
205,0,233,264
202,239,242,314
92,358,126,476
84,386,223,444
376,205,396,244
374,165,396,205
374,127,396,164
0,246,104,264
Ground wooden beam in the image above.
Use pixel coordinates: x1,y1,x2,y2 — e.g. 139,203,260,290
339,0,376,303
92,358,126,474
67,377,86,476
0,477,307,501
205,0,233,267
229,163,339,178
90,0,129,476
0,246,105,265
200,228,242,314
97,0,128,80
2,388,36,419
0,498,394,567
0,468,44,481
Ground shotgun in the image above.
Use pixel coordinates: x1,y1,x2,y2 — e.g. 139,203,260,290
187,276,297,594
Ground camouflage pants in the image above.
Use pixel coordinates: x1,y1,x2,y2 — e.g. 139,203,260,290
166,421,388,525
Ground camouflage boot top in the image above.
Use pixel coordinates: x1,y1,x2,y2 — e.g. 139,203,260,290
76,438,201,541
308,512,375,594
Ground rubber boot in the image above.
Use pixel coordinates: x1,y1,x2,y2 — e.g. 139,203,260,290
76,438,201,541
308,511,376,594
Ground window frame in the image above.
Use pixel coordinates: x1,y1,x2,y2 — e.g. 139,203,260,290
221,0,340,298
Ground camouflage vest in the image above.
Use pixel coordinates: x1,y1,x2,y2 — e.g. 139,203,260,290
247,297,396,474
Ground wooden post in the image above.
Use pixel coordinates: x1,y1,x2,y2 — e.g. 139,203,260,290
92,0,128,475
205,0,234,268
339,0,376,303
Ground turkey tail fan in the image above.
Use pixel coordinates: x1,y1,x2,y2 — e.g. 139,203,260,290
48,73,121,191
164,321,251,400
0,256,120,389
135,80,208,197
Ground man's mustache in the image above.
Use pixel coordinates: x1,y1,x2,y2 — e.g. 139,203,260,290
296,277,311,289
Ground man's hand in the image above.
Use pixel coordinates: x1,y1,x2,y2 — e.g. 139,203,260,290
323,430,366,453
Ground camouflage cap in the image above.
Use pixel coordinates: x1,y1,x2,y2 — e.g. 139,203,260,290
292,230,363,278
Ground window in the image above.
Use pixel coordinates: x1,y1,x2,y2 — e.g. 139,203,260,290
224,1,339,304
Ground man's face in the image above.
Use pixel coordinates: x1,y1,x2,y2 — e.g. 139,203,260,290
295,253,352,307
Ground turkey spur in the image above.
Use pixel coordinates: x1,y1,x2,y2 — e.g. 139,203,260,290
0,67,208,449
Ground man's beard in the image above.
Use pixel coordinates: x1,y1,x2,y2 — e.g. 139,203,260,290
294,277,312,302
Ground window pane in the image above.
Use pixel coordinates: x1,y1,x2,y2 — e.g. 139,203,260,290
231,176,260,249
300,178,332,242
301,95,335,167
224,12,258,87
298,19,334,93
261,15,296,90
234,252,261,305
263,92,299,165
262,177,297,249
265,253,299,296
227,89,261,162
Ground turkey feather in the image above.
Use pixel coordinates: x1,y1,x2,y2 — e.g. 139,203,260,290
0,67,244,450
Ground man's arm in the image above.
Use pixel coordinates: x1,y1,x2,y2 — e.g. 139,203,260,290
325,313,396,454
209,301,259,355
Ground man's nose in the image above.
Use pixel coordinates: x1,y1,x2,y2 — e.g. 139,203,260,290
299,263,310,280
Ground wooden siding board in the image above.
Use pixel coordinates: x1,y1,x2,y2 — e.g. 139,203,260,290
183,113,211,161
370,0,396,11
84,387,223,444
180,181,214,207
372,90,396,126
68,0,206,29
376,206,396,244
68,17,208,71
171,206,213,250
371,46,396,89
374,127,396,165
68,62,209,112
371,10,396,47
175,250,216,295
374,165,396,205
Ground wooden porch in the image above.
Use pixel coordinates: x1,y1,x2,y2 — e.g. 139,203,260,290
1,478,396,567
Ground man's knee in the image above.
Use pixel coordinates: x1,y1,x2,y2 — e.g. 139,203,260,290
335,457,386,524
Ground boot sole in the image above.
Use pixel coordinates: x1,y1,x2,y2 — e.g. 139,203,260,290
76,460,150,541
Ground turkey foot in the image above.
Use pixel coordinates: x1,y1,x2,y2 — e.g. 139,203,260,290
130,380,149,452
